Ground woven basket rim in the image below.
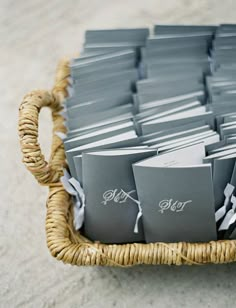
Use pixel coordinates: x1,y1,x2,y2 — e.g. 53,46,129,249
18,58,236,266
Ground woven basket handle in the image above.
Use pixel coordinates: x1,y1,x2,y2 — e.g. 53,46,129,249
18,59,70,186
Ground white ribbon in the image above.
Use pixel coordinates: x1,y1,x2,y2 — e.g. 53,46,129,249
67,85,74,98
134,209,143,234
59,110,68,120
219,194,236,231
122,190,142,234
67,76,73,85
215,183,234,222
60,169,85,230
69,177,86,230
55,131,67,141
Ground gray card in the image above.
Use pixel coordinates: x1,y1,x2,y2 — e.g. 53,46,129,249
70,80,133,103
143,125,211,146
66,96,132,119
66,119,132,139
208,144,236,155
73,68,138,92
71,57,136,80
72,77,133,97
65,131,140,178
151,132,219,153
83,45,138,57
66,104,133,130
65,91,132,109
145,41,208,54
65,112,133,132
203,148,236,164
64,121,134,151
133,143,217,243
71,59,136,82
85,28,149,44
145,54,209,66
71,50,135,70
141,111,214,135
137,79,203,96
135,99,201,120
147,62,210,77
143,45,208,61
66,113,133,136
137,89,205,106
146,34,212,48
70,52,110,67
136,74,203,91
137,101,202,125
140,121,208,143
154,25,216,35
82,148,157,243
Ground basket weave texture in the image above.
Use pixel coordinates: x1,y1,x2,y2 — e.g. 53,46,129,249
18,59,236,266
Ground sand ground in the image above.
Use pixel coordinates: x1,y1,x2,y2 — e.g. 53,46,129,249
1,0,236,307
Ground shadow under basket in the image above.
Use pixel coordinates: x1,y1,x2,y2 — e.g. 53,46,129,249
18,58,236,267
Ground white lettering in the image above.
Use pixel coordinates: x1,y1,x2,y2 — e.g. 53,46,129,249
101,189,136,205
158,199,192,213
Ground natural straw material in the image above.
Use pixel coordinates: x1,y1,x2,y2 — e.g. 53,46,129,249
18,58,236,266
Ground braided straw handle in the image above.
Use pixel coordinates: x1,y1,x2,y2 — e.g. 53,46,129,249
18,59,70,185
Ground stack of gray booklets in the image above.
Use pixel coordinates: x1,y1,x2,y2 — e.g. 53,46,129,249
205,24,236,240
60,24,236,244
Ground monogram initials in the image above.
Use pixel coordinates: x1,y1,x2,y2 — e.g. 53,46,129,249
101,189,136,205
158,199,192,213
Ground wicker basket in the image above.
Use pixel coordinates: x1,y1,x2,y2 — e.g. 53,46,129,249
18,58,236,266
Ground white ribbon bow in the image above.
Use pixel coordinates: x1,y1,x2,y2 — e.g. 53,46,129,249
121,190,142,234
219,194,236,231
55,131,67,140
60,169,85,230
215,183,234,222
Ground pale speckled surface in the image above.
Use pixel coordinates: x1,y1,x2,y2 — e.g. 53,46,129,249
1,1,236,307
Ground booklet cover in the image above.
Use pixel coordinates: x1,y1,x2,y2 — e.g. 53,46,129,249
82,148,157,243
133,143,217,243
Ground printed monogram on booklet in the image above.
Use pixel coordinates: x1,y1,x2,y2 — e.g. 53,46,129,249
101,189,137,205
158,199,193,213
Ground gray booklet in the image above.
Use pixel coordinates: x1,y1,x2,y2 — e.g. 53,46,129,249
66,130,140,178
154,25,216,35
65,104,134,131
133,143,217,243
82,148,157,243
64,121,135,151
85,28,149,45
66,92,133,118
141,109,214,135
